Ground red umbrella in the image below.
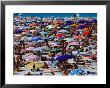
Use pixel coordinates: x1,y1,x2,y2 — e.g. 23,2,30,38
56,34,64,38
74,35,84,40
83,31,90,36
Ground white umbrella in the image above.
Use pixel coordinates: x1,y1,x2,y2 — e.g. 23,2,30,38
58,30,68,33
25,55,41,62
64,38,74,42
33,47,45,52
46,25,55,29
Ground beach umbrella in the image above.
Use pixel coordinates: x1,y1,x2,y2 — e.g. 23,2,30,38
64,38,74,42
20,36,27,41
64,25,70,29
69,41,79,45
36,40,45,43
46,25,55,29
20,49,26,54
77,19,86,23
40,31,48,36
54,48,61,53
74,35,84,40
42,46,50,51
71,24,77,27
22,53,34,59
48,36,55,40
83,28,90,31
33,47,45,52
83,31,90,36
90,19,97,23
48,42,58,46
35,61,44,68
25,55,41,62
56,34,64,38
29,23,37,27
30,30,37,33
58,30,68,33
25,61,44,69
14,34,22,37
31,37,43,41
56,54,73,61
26,37,32,41
26,47,35,51
68,69,84,76
77,25,85,29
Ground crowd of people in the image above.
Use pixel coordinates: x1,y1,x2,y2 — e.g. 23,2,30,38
13,13,97,76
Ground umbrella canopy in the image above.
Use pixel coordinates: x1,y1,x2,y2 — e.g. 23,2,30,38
64,25,70,29
74,35,84,40
40,31,48,36
58,30,68,33
31,37,43,41
15,29,23,34
36,40,45,43
21,32,27,35
83,31,90,36
56,34,65,38
25,61,44,69
33,47,45,52
20,49,26,53
69,41,79,45
46,25,55,29
77,25,85,29
71,24,77,27
22,53,34,59
26,47,35,51
14,34,22,37
25,55,41,62
68,69,84,76
83,28,90,31
64,38,74,42
56,54,73,61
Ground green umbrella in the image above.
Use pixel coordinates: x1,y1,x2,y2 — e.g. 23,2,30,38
55,48,61,53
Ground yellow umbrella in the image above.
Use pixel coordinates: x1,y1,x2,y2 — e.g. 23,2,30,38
25,61,44,69
71,24,77,27
35,61,44,68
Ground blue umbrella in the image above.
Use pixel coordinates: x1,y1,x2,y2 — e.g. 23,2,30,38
31,37,43,41
90,19,97,23
77,20,86,23
15,29,23,34
56,54,73,61
68,69,84,76
77,25,85,29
